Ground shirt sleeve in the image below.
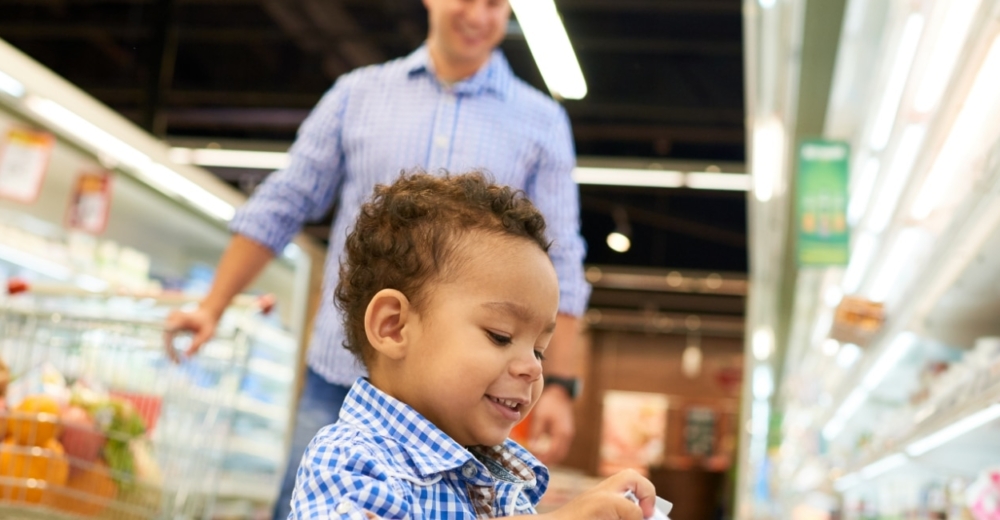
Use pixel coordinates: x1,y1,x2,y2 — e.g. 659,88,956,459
228,74,354,254
527,105,591,317
289,440,412,520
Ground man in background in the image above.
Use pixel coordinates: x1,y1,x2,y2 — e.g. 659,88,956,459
165,1,590,518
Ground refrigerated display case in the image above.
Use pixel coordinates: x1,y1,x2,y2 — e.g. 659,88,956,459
0,37,317,515
741,0,1000,518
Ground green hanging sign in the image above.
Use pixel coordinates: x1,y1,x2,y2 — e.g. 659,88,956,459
796,140,850,266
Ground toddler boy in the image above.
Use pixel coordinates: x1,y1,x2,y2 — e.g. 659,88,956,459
289,172,657,519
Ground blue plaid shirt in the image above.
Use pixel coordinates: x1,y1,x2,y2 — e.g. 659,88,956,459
230,45,590,387
289,378,549,519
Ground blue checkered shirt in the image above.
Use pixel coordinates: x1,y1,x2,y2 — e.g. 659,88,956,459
289,378,549,519
229,45,590,387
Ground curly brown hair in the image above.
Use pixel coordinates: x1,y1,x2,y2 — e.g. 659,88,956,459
334,171,551,366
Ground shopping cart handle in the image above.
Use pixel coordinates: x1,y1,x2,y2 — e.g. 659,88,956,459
6,278,29,295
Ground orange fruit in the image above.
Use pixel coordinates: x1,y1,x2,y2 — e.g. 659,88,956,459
49,461,117,517
0,437,69,503
7,395,61,446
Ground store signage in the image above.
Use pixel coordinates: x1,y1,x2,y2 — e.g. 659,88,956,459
830,295,885,347
66,170,113,235
0,128,54,203
796,140,850,265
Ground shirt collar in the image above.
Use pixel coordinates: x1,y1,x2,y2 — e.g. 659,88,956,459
403,44,512,99
340,378,545,488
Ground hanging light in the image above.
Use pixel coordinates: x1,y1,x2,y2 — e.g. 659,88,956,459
606,206,632,253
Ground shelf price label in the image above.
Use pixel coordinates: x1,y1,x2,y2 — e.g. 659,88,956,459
66,169,114,235
796,140,850,266
0,128,54,203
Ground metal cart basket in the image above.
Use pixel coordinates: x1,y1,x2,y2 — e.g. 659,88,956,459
0,281,265,519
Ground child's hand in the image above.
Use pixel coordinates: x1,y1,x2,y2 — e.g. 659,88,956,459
542,469,656,520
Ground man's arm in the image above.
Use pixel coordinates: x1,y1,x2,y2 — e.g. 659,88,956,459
165,235,273,359
164,75,355,359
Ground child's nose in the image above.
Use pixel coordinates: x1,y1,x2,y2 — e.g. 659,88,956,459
510,350,543,382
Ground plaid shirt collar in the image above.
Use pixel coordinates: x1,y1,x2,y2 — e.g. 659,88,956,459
340,378,547,495
402,44,513,100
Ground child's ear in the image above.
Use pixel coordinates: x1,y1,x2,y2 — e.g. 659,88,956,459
364,289,411,360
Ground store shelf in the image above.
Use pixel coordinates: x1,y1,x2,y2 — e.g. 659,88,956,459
836,382,1000,492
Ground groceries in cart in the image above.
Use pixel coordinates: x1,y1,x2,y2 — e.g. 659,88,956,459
0,359,162,516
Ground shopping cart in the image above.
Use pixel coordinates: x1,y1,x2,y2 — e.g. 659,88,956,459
0,280,273,519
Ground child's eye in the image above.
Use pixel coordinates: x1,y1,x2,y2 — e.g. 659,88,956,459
487,331,512,346
534,350,546,361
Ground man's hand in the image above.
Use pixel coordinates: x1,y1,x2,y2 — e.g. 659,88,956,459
528,384,575,464
164,306,221,362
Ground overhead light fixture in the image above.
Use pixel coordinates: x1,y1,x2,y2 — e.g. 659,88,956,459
25,96,235,222
606,206,631,253
859,453,908,480
847,157,880,227
867,124,926,232
822,386,869,440
509,0,587,100
842,232,877,293
752,327,774,361
836,342,862,368
906,404,1000,457
912,34,1000,220
869,14,925,151
861,332,916,390
169,147,290,170
685,172,751,191
868,229,924,303
751,117,784,202
573,167,684,188
0,70,25,98
822,338,841,356
913,0,982,113
752,365,774,400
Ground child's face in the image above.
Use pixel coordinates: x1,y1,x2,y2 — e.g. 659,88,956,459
384,232,559,447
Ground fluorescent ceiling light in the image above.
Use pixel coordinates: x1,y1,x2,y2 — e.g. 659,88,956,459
842,232,877,293
868,229,923,303
837,342,862,368
868,124,925,232
912,35,1000,220
751,117,784,202
869,14,925,150
25,96,235,222
906,404,1000,456
822,387,868,440
169,147,290,170
0,70,25,98
26,96,150,170
509,0,587,100
862,332,916,390
139,164,235,222
685,172,751,191
913,0,982,112
860,453,907,480
752,327,774,361
606,232,631,253
573,167,683,188
752,365,774,400
847,157,879,227
822,338,840,356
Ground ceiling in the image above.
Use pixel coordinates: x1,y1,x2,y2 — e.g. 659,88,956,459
0,0,747,273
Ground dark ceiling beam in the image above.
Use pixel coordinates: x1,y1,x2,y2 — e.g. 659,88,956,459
556,0,741,13
572,124,744,144
571,38,741,56
581,195,746,248
88,87,322,106
566,102,744,125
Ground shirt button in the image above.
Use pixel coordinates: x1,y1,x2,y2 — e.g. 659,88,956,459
335,502,351,514
462,462,478,478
